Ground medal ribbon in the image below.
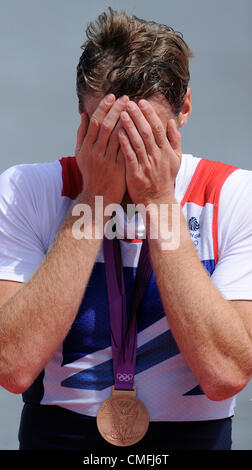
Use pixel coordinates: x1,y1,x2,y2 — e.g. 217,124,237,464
103,236,152,390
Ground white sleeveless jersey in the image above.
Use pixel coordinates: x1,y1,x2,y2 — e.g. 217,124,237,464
0,154,252,421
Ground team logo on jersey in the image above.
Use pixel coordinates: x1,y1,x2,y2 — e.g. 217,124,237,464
188,217,200,247
188,217,200,231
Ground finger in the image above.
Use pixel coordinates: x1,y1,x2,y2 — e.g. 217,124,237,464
86,94,116,145
105,120,121,162
120,110,149,165
116,147,125,168
167,119,182,154
123,101,157,156
118,128,138,174
138,99,167,148
94,95,129,156
75,113,89,156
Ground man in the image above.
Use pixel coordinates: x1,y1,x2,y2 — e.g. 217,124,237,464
0,8,251,451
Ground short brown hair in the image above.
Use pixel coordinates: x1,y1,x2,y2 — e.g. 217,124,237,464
77,7,193,115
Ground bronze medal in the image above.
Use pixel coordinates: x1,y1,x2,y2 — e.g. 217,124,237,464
97,387,149,447
99,238,152,447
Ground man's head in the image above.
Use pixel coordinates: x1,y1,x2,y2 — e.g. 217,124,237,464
76,7,193,120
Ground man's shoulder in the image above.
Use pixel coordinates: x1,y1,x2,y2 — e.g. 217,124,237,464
219,165,252,208
179,154,252,210
0,159,73,257
0,159,62,183
0,159,69,231
183,154,252,192
0,159,63,200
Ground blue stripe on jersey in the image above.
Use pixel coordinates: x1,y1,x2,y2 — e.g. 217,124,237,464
60,258,213,395
202,259,215,275
61,263,111,366
61,329,180,390
61,263,165,366
183,384,204,396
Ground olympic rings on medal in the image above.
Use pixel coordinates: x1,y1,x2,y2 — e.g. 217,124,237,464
116,373,133,382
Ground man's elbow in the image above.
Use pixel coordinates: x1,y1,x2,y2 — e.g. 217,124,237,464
202,372,251,402
0,369,32,395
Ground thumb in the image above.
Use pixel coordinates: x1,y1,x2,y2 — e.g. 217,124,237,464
75,113,89,156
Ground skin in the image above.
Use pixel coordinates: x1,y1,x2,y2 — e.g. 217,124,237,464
81,91,191,210
117,94,252,400
0,94,130,393
0,91,251,400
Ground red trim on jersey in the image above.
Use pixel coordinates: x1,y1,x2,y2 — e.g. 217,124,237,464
59,156,238,265
121,239,143,243
181,158,238,264
59,156,83,200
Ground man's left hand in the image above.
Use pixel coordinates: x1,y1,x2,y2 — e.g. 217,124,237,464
118,99,181,207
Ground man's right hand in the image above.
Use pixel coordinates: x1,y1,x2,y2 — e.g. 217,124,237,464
0,94,131,395
75,94,129,206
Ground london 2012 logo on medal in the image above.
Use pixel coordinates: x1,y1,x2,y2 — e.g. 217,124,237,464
97,388,149,447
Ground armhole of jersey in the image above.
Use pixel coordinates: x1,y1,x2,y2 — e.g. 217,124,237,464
59,156,83,200
181,159,238,265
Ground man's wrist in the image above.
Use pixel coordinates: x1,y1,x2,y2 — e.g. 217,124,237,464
143,198,191,252
70,190,122,241
77,189,124,209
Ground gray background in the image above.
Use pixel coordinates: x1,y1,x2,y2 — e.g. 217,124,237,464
0,0,251,450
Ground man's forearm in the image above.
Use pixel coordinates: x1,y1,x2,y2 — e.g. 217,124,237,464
0,192,105,393
0,93,130,394
147,200,252,401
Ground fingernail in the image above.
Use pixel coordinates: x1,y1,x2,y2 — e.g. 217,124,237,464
119,128,127,138
139,100,148,109
127,101,136,111
105,94,114,104
118,95,128,104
